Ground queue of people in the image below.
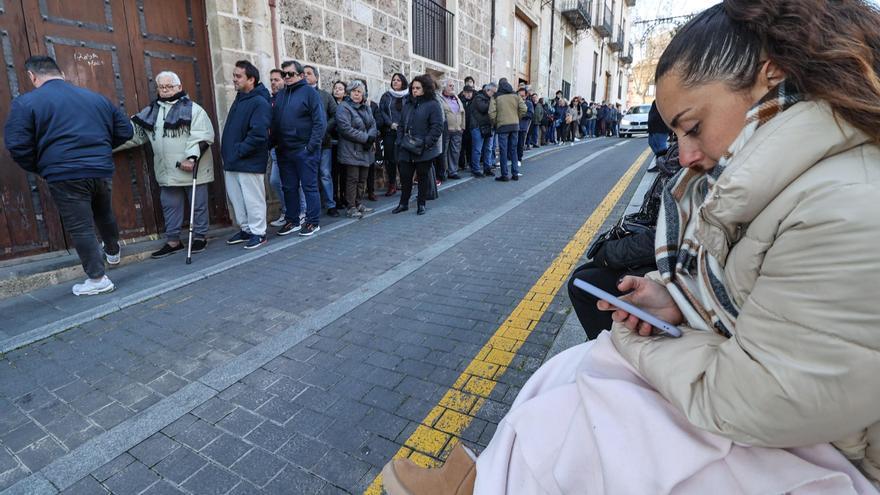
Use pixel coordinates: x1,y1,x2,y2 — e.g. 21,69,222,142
10,55,624,294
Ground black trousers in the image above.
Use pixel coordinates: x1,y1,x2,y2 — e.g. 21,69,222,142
398,160,432,207
567,261,653,340
459,128,471,171
48,178,119,279
383,133,398,188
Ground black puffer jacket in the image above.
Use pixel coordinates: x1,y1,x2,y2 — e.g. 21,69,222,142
591,143,682,270
396,95,444,163
469,90,492,130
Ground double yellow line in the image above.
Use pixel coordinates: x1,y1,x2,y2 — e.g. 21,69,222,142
364,147,652,494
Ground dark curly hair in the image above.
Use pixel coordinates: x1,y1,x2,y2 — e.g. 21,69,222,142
410,74,436,100
657,0,880,143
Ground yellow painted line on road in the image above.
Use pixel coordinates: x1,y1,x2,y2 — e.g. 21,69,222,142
365,147,652,495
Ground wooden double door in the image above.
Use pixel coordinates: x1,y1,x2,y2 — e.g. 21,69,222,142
0,0,224,261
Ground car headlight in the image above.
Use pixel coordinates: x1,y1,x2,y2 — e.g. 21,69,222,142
621,119,631,126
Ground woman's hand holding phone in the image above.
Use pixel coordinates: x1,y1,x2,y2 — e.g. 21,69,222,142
596,276,684,336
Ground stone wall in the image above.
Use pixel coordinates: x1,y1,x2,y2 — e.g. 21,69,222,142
202,0,633,125
205,1,274,126
277,0,491,98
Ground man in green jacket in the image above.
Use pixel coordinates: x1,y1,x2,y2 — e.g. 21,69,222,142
488,78,526,181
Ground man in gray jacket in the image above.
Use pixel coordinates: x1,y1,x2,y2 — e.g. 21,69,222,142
303,65,340,217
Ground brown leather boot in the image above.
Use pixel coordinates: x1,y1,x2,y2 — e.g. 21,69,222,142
382,443,476,495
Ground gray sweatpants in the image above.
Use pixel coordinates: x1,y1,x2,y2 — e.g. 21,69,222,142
444,131,463,176
160,185,209,241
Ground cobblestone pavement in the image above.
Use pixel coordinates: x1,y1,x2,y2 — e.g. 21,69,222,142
0,137,652,494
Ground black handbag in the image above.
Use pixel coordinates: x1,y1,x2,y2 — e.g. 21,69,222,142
400,132,424,155
587,215,656,269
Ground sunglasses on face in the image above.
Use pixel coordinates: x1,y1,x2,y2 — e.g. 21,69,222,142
282,71,298,78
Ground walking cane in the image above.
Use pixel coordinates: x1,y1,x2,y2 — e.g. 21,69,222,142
184,158,201,265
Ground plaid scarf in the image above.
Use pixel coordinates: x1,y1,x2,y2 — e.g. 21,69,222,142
132,91,193,139
655,82,802,336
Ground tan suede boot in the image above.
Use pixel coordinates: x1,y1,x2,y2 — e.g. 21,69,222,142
382,443,477,495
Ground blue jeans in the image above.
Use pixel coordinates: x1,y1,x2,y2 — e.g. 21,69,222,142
469,129,492,174
497,131,519,179
648,133,669,156
528,124,539,146
278,147,321,226
587,119,596,138
319,148,335,209
544,123,556,143
517,129,528,161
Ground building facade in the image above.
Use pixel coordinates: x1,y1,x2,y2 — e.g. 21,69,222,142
0,0,634,262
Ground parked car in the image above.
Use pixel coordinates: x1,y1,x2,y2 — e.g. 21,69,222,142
619,104,651,138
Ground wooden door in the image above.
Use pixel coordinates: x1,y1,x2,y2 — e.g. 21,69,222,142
514,14,531,84
22,0,160,241
0,0,66,258
0,0,222,261
122,0,226,224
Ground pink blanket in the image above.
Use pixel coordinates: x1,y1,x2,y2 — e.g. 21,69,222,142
475,332,879,494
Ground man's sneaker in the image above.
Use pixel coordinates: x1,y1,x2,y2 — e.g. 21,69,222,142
270,214,287,227
511,175,519,181
495,176,509,182
357,204,373,214
226,230,250,245
72,276,115,296
346,207,363,219
103,242,121,266
277,222,301,236
244,234,267,250
299,223,320,236
190,238,207,253
327,207,340,217
151,243,184,259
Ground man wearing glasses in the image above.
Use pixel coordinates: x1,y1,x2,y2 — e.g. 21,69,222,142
115,71,215,258
271,60,326,236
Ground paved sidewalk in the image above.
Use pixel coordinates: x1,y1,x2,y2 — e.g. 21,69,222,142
0,137,651,494
0,141,580,355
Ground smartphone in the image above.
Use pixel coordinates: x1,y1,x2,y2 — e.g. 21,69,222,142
572,279,682,338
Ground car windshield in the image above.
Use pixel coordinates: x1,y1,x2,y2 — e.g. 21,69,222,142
627,105,650,115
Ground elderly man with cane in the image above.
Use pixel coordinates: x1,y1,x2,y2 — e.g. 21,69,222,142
116,71,215,259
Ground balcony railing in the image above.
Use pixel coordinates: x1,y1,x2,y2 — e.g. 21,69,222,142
609,26,625,51
560,0,592,30
594,3,613,37
620,42,634,65
413,0,455,67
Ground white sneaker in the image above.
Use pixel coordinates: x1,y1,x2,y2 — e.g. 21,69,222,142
270,214,286,228
103,243,120,266
72,276,115,296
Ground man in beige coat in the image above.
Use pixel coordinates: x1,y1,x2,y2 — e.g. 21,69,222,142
116,71,215,259
440,79,466,180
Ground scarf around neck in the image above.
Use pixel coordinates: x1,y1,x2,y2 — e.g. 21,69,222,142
655,82,803,337
132,91,193,139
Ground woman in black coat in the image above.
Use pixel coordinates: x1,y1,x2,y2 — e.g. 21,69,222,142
392,75,443,216
378,73,408,196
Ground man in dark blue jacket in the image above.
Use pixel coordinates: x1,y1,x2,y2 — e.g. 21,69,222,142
221,60,272,250
270,60,326,236
5,56,133,296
